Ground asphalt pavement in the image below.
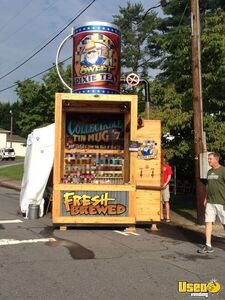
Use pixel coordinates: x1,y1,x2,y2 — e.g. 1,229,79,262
0,178,224,239
0,183,225,300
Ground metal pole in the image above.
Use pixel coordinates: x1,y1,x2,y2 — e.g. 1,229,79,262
191,0,206,224
120,77,152,119
140,79,151,120
9,110,13,148
173,165,177,196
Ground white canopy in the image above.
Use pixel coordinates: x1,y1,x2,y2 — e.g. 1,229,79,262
19,123,55,216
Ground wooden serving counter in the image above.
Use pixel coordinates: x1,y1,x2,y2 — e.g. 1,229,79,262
52,93,161,229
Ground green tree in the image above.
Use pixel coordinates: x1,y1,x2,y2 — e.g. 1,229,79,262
0,102,11,131
16,79,47,137
0,101,21,135
10,101,21,135
113,2,160,75
15,64,71,137
113,1,160,113
201,8,225,158
114,0,225,178
155,2,225,170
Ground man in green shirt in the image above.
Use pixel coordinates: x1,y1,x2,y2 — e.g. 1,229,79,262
198,152,225,254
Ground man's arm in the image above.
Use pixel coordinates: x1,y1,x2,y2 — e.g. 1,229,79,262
163,174,171,188
204,185,208,207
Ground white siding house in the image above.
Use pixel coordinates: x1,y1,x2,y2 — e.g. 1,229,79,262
0,129,8,148
0,128,26,157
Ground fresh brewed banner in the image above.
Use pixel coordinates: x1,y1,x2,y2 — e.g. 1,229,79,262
61,191,129,217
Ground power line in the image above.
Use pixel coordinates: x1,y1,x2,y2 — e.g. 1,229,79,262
0,0,34,35
0,0,95,81
166,2,189,54
138,1,171,24
0,0,57,46
0,0,170,93
0,0,166,93
0,0,59,75
0,56,71,93
141,3,162,21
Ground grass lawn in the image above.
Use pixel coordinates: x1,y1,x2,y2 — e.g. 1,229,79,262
171,193,197,222
0,164,24,181
173,207,197,220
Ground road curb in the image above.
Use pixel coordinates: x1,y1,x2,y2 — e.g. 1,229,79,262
0,181,21,191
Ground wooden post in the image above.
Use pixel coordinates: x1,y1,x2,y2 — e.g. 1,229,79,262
191,0,206,225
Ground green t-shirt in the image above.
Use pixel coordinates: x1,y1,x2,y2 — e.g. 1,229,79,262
207,166,225,205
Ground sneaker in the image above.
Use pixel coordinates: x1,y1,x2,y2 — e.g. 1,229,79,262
197,245,214,254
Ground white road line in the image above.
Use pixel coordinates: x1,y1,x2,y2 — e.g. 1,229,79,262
114,230,130,236
113,230,140,236
0,238,56,246
0,219,23,224
127,232,140,236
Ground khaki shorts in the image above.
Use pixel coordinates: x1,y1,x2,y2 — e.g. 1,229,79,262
161,185,170,203
205,203,225,224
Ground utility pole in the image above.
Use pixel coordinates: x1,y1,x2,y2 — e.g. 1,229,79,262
191,0,206,224
9,110,13,148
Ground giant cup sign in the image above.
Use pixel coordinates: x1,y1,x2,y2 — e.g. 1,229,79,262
56,21,121,94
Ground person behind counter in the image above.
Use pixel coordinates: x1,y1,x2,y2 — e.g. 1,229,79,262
161,159,173,222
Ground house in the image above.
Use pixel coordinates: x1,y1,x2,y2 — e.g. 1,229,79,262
0,128,26,157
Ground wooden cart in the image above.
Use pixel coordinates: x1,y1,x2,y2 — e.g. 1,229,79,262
52,93,161,229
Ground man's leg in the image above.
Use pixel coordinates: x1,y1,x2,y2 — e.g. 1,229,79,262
165,201,170,220
197,222,214,253
215,204,225,231
164,185,170,221
205,222,213,246
160,202,164,220
197,204,215,253
161,190,165,220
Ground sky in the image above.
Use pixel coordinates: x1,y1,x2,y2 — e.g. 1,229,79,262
0,0,161,104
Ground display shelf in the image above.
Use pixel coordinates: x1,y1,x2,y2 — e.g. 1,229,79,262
65,148,124,154
65,149,124,154
62,151,124,185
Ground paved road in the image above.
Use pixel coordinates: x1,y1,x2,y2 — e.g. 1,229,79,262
0,158,24,169
0,186,224,300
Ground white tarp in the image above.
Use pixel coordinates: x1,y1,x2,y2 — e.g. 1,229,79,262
19,123,55,217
